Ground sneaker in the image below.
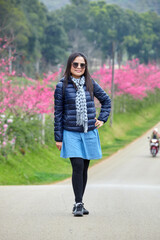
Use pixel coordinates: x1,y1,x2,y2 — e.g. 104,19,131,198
73,203,83,217
72,203,89,215
72,204,76,214
82,203,89,215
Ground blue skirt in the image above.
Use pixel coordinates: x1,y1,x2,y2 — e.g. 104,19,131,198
60,129,102,160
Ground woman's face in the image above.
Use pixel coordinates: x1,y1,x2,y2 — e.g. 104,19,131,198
70,56,86,79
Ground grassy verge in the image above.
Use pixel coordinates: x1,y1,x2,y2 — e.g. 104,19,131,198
1,103,160,185
100,105,160,158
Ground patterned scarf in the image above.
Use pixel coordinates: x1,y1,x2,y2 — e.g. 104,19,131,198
71,75,88,133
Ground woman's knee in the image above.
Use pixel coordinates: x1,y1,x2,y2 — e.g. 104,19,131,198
70,158,84,174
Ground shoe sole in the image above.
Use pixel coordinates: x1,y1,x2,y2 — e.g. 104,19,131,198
74,211,83,217
72,211,89,215
83,211,89,215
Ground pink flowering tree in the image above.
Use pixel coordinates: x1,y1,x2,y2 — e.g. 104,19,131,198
0,37,61,157
92,59,160,113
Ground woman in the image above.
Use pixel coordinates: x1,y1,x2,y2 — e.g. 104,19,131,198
54,52,111,217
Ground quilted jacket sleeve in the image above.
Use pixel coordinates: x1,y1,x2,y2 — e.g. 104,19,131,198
54,82,64,142
93,80,111,123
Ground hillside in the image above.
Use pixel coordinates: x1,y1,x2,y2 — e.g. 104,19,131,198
107,0,160,13
40,0,68,10
40,0,160,13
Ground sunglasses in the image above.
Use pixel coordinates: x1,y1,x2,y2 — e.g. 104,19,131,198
72,62,86,69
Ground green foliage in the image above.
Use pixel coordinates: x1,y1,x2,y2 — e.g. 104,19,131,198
55,0,160,64
0,114,55,159
1,0,160,74
0,0,48,75
114,89,160,113
42,12,69,65
11,116,42,149
70,0,89,4
44,115,55,145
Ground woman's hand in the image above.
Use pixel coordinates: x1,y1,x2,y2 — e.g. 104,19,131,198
56,142,62,151
95,118,104,128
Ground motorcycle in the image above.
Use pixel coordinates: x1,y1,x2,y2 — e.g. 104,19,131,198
149,138,159,157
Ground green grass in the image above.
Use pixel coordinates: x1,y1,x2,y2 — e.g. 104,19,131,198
0,146,72,185
99,105,160,158
1,103,160,185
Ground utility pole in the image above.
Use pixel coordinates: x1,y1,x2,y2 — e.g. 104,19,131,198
9,45,12,74
110,41,115,127
42,113,45,145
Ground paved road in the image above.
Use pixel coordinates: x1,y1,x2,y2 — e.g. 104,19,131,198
1,124,160,240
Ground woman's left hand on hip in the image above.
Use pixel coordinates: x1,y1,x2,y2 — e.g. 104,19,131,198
95,118,104,128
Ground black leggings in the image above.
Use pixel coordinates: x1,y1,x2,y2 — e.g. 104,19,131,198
70,158,90,203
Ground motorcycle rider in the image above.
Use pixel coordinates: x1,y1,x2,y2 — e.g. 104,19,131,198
150,128,160,151
151,128,160,139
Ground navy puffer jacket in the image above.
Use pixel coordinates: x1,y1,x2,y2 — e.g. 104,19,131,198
54,77,111,142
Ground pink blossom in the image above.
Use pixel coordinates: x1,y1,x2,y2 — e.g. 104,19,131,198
7,119,13,123
92,59,160,100
1,38,160,117
11,70,16,76
11,138,16,144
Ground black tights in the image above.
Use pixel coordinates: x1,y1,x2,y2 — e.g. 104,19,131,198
70,158,90,203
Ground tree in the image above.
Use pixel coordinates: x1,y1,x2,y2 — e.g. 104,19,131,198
42,13,68,65
0,0,48,76
86,2,131,125
124,10,160,64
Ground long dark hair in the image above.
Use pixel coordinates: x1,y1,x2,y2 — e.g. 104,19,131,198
63,52,93,98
